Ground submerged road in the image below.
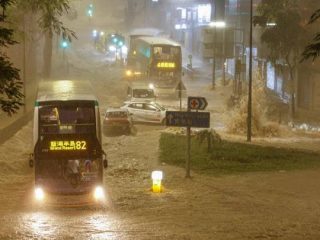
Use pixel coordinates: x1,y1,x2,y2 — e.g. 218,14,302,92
1,22,320,239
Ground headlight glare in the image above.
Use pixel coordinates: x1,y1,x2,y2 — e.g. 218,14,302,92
35,187,44,201
94,186,105,201
126,70,132,76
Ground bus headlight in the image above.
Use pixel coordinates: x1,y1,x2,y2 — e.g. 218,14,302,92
35,187,45,201
94,186,105,201
126,70,132,76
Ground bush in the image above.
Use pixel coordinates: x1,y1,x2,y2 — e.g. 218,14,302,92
159,132,320,174
226,71,280,137
260,122,281,137
195,129,221,152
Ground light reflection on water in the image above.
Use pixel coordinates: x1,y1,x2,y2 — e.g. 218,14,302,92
24,212,58,239
85,213,120,240
20,210,123,240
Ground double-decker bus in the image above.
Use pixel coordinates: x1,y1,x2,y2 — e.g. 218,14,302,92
128,28,165,51
29,80,108,206
126,28,164,75
126,36,186,98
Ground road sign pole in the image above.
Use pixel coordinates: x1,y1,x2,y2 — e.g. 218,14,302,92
186,126,191,178
165,96,209,178
186,103,191,178
179,81,182,111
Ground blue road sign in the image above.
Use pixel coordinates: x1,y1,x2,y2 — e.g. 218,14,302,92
166,111,210,128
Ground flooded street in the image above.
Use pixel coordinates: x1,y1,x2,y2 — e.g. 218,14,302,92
2,119,320,239
1,8,320,239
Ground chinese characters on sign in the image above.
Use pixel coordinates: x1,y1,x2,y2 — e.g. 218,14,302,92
59,125,73,131
49,140,87,151
166,111,210,128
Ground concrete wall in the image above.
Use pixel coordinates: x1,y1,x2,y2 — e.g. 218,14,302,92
0,13,39,131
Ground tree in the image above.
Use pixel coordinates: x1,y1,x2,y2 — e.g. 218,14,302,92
0,0,24,115
195,129,221,153
253,0,306,119
18,0,76,78
301,9,320,61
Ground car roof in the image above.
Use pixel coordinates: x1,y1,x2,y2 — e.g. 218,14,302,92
124,100,159,105
128,82,153,88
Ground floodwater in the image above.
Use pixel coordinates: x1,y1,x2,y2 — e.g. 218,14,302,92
0,121,164,240
2,9,320,238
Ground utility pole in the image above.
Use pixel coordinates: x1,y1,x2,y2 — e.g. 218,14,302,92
23,14,27,113
222,27,226,86
186,105,191,178
247,0,253,142
144,0,148,28
212,3,217,89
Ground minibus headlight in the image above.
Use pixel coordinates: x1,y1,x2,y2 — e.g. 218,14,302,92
35,187,45,201
148,83,154,89
94,186,105,201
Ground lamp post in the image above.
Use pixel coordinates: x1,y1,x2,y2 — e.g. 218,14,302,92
247,0,253,142
61,39,68,60
61,39,69,74
209,21,226,88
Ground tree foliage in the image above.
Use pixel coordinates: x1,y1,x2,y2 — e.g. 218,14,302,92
195,129,221,152
17,0,77,78
253,0,305,63
253,0,307,118
301,8,320,62
0,0,23,115
19,0,76,40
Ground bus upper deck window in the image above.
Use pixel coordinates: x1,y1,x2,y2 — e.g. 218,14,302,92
40,107,60,124
75,107,86,124
153,47,162,54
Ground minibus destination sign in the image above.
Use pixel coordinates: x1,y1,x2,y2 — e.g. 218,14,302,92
49,140,87,151
156,62,175,68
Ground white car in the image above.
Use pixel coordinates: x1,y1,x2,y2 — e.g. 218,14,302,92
120,101,166,124
127,82,156,102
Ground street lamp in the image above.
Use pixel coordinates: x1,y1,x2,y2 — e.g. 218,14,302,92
61,39,69,72
209,21,226,28
61,40,68,49
209,21,226,88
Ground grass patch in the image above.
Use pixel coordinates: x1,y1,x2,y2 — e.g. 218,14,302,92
159,133,320,175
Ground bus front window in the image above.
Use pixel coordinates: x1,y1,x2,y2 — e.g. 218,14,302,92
38,158,100,184
156,71,175,79
153,46,180,61
39,105,95,135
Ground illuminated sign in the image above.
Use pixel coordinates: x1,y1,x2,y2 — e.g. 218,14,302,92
156,62,176,68
60,125,73,131
49,140,87,151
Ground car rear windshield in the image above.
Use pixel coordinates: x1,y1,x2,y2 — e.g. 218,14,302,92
132,89,154,98
106,111,128,118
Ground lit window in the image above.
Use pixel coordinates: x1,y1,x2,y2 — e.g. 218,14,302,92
181,8,187,19
198,4,211,24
